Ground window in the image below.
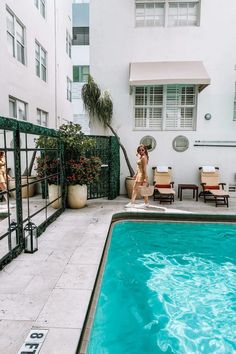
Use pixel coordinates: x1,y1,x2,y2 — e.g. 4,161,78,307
73,65,89,82
140,135,157,151
72,27,89,45
9,97,27,120
37,108,48,126
35,0,46,18
135,0,200,27
136,2,165,26
66,30,72,58
35,41,47,81
172,135,189,152
67,77,72,102
134,85,197,130
234,83,236,121
6,8,25,64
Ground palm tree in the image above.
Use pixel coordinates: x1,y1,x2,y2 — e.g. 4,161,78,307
82,75,135,177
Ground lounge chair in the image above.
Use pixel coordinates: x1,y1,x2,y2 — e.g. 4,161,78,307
199,166,229,207
152,166,175,204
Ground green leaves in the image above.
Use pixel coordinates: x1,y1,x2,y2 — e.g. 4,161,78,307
65,157,102,186
58,123,95,154
36,123,96,155
81,75,101,118
82,75,113,128
96,90,113,127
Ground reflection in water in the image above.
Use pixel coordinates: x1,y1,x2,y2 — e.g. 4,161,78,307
141,252,236,354
87,222,236,354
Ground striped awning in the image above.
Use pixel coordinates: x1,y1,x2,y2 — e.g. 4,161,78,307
129,61,211,92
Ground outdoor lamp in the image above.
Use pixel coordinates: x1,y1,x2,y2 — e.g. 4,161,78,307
24,221,38,253
9,220,17,249
204,113,212,120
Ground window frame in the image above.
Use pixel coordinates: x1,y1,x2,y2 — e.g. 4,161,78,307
6,7,26,65
67,77,72,102
9,96,27,121
133,84,198,131
36,108,48,127
135,0,200,27
73,65,90,83
35,0,46,19
35,40,47,82
72,27,89,45
66,30,72,58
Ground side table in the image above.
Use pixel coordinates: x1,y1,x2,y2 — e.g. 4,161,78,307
178,184,199,201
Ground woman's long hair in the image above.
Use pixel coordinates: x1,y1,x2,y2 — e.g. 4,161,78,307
137,144,149,161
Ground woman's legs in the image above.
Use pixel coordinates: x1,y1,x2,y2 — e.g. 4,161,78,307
143,195,149,205
131,181,141,204
131,182,149,205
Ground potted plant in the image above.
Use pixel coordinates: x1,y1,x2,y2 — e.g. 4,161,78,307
66,156,102,208
82,76,135,198
35,123,98,208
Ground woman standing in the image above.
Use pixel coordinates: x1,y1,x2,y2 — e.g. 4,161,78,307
0,151,13,207
0,151,8,203
125,144,149,208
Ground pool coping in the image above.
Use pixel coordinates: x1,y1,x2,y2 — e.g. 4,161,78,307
112,211,236,223
76,211,236,353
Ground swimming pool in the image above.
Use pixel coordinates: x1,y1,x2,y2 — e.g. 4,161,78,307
86,220,236,354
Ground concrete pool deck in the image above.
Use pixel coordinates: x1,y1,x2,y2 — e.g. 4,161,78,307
0,195,236,354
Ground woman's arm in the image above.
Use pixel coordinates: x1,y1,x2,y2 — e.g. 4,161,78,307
0,159,5,167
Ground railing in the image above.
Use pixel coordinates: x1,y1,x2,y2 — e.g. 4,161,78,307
87,135,120,200
0,117,120,270
0,116,65,270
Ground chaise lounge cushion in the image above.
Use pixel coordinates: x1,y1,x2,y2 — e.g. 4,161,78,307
203,185,220,190
156,188,175,195
155,184,172,188
210,189,229,197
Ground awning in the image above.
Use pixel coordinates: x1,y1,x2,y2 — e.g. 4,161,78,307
129,61,211,92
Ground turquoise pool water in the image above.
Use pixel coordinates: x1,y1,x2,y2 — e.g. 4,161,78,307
87,222,236,354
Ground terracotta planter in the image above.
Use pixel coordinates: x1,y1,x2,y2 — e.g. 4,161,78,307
67,184,87,209
9,176,36,198
48,184,62,209
125,176,142,199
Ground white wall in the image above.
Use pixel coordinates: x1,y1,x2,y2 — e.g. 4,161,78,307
90,0,236,193
0,0,73,128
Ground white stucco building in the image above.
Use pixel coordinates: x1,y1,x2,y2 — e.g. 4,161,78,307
0,0,73,128
72,0,90,133
90,0,236,193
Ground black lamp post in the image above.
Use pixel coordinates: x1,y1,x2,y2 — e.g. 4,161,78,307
9,220,18,249
24,221,38,253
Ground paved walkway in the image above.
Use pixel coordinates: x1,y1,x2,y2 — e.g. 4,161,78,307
0,195,236,354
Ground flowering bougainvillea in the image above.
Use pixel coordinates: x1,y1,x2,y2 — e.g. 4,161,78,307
65,156,102,186
36,155,102,186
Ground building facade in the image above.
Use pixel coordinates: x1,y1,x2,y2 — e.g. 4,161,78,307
0,0,73,128
90,0,236,193
72,0,90,133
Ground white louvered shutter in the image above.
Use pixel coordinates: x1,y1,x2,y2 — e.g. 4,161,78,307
165,85,196,130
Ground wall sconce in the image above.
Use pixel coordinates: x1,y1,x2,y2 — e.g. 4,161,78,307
204,113,212,120
24,221,38,253
9,220,18,250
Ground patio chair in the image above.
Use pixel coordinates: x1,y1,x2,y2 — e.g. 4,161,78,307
152,166,175,204
199,166,229,207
